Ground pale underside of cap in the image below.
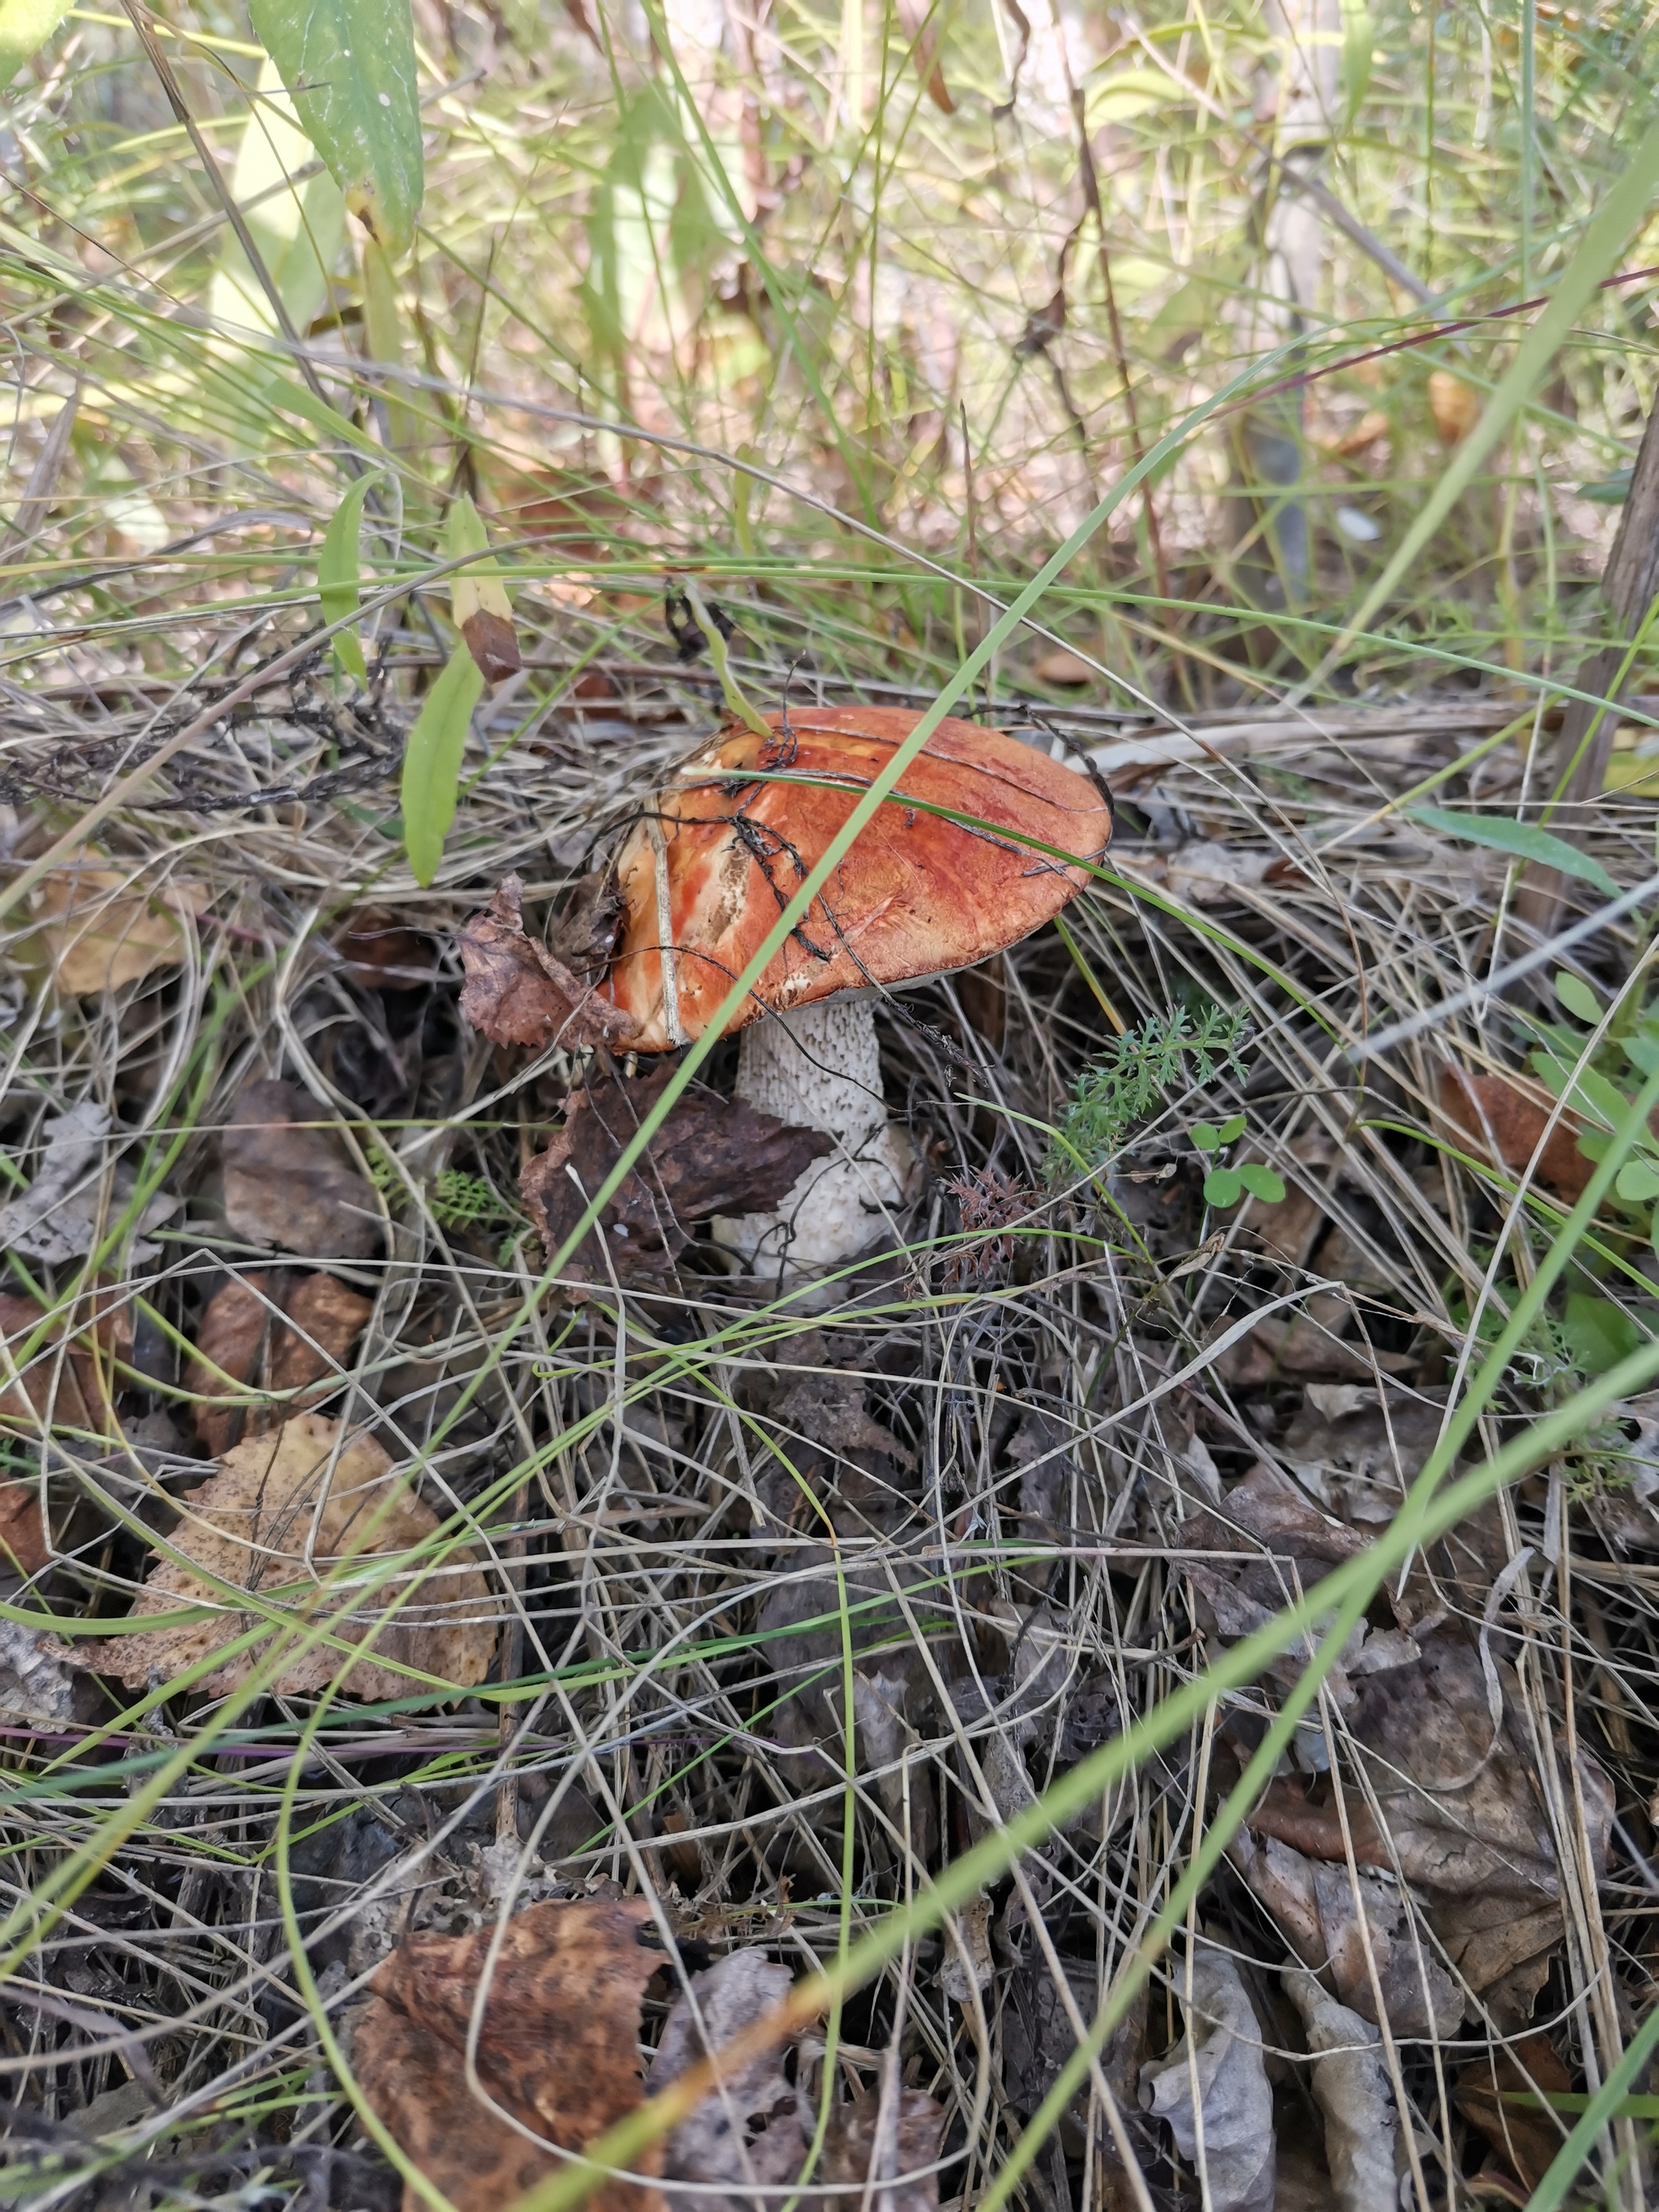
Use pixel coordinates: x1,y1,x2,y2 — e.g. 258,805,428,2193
601,706,1113,1052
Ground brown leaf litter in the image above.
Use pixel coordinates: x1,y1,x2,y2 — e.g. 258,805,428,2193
0,1101,177,1265
222,1079,382,1261
75,1412,495,1698
186,1271,374,1455
357,1899,943,2212
29,849,207,996
520,1059,833,1281
356,1896,667,2212
1184,1465,1613,2026
0,1285,130,1440
1138,1940,1274,2212
459,873,636,1051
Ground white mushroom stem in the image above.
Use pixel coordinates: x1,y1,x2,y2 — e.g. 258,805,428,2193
712,997,915,1281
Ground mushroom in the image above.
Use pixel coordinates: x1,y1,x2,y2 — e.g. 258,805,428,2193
593,703,1113,1284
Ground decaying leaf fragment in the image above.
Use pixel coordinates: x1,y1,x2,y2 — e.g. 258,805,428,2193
0,1477,46,1575
356,1896,667,2212
821,2088,945,2212
186,1271,374,1455
520,1060,834,1281
1138,1943,1274,2212
222,1079,382,1261
30,850,206,995
459,875,637,1051
1440,1066,1592,1200
651,1949,812,2212
0,1101,174,1266
75,1413,495,1698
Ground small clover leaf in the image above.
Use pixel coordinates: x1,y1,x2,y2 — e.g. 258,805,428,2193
1190,1121,1222,1153
1237,1162,1287,1204
1219,1112,1248,1144
1203,1166,1244,1208
1616,1158,1659,1205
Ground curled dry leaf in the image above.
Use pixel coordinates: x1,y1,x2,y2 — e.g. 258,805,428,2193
0,1286,130,1441
461,607,522,684
186,1271,374,1456
0,1477,47,1577
1138,1942,1275,2212
1281,1967,1397,2212
30,850,207,996
222,1079,382,1261
459,875,638,1051
1440,1066,1592,1200
356,1896,666,2212
520,1060,833,1281
75,1412,495,1698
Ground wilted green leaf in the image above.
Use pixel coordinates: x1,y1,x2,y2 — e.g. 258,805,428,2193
318,473,376,680
1203,1167,1243,1208
0,0,70,84
400,645,484,886
245,0,423,258
1555,970,1605,1025
1409,807,1618,899
1237,1163,1286,1204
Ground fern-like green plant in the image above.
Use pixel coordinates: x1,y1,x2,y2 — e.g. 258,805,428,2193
1047,1004,1252,1184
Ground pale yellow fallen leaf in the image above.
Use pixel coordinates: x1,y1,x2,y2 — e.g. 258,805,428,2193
32,853,207,995
77,1412,497,1698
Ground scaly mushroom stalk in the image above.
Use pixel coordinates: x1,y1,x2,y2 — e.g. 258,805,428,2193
710,998,915,1276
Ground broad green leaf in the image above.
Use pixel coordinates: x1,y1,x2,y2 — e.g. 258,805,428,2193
1563,1291,1646,1378
1529,1046,1631,1132
1555,970,1605,1025
400,646,484,886
1616,1160,1659,1204
209,58,348,345
318,473,376,680
1203,1166,1243,1208
0,0,70,84
1189,1120,1222,1153
1219,1113,1248,1145
245,0,422,259
1409,807,1618,899
1237,1164,1287,1204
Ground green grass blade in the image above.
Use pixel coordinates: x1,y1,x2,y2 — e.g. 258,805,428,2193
318,471,376,679
1409,805,1618,896
400,643,484,886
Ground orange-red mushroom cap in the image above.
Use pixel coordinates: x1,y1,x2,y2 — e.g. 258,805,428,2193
600,705,1112,1052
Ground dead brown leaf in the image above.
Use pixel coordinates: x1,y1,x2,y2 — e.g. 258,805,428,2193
76,1412,495,1698
822,2088,945,2212
0,1477,47,1575
520,1060,834,1281
0,1286,130,1439
1240,1626,1613,2025
1440,1067,1592,1200
1228,1824,1462,2038
356,1897,667,2212
222,1079,382,1261
335,909,436,991
893,0,953,111
1428,369,1482,445
1454,2033,1573,2193
461,607,522,684
459,876,638,1051
186,1272,373,1455
30,851,207,996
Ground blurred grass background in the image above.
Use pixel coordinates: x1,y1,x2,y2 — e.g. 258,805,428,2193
6,0,1657,715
